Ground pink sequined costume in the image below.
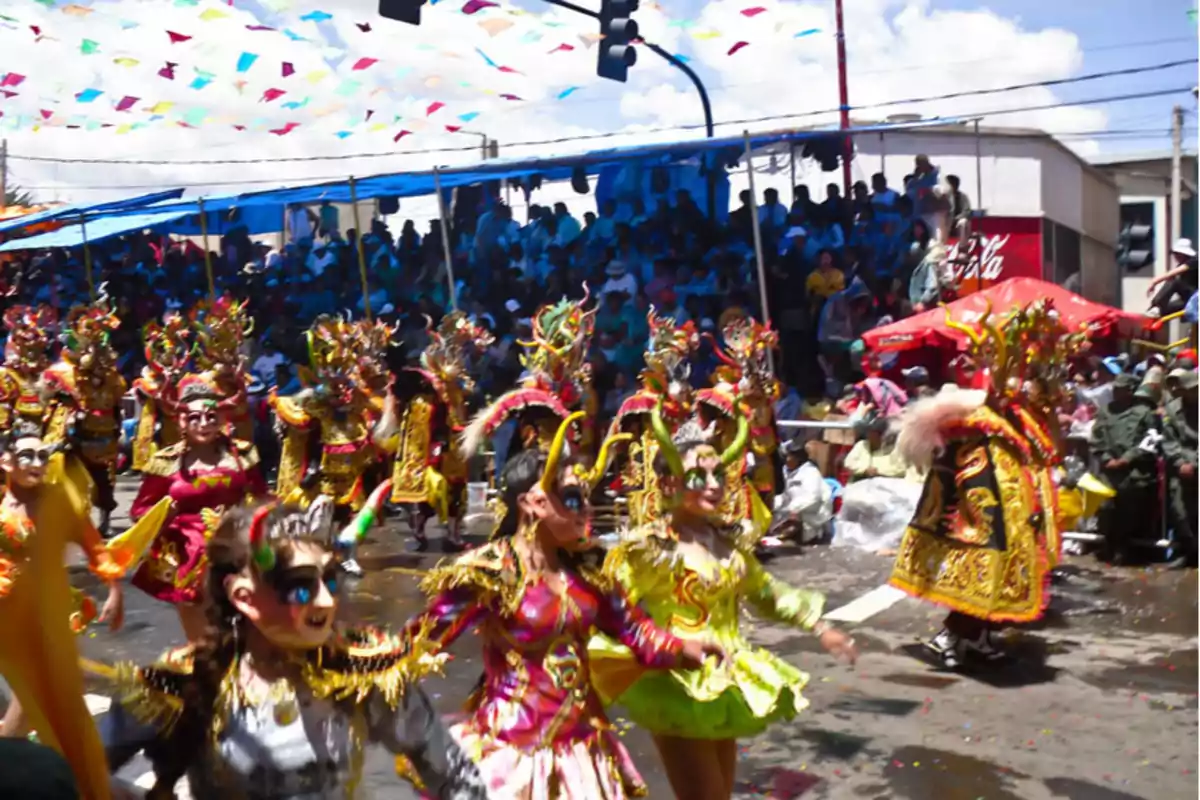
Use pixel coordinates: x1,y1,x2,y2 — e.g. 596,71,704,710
402,538,686,798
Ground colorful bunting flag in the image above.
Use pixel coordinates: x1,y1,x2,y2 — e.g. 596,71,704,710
352,57,378,71
300,11,333,22
458,111,480,122
557,86,580,99
190,77,212,90
115,96,138,111
183,107,208,126
335,79,362,96
549,43,575,53
426,101,444,115
158,62,178,79
283,29,307,41
261,88,286,102
335,131,353,138
61,5,93,17
236,52,258,72
462,0,498,14
282,62,295,77
282,97,310,110
728,41,750,55
445,125,462,132
75,88,102,103
199,9,228,21
393,129,411,142
149,101,174,113
356,22,372,32
167,31,192,44
246,25,276,31
741,7,767,17
270,122,300,135
0,73,25,88
794,28,821,37
306,70,329,84
80,39,99,55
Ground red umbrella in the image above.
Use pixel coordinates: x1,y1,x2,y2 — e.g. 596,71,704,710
862,277,1149,354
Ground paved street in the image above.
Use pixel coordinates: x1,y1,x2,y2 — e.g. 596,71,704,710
47,478,1200,797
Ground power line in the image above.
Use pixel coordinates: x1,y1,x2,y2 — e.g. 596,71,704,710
9,87,1192,192
6,59,1194,167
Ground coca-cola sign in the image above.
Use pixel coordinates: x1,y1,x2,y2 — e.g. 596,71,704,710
947,216,1044,292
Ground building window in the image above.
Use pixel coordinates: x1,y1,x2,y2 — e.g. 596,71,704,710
1052,223,1081,286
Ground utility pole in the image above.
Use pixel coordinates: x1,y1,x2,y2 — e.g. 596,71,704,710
835,0,852,197
1170,104,1183,244
1,139,7,207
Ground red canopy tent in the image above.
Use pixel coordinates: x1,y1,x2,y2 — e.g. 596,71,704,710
862,277,1149,354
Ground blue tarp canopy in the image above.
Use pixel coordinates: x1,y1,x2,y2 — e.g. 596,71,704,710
0,209,191,252
97,119,954,225
0,188,185,237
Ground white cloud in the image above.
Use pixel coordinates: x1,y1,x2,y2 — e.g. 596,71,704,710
0,0,1108,213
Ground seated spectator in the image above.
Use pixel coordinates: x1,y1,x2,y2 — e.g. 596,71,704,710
806,249,845,309
844,415,906,482
600,259,638,299
902,366,936,401
1147,239,1198,318
772,438,834,544
252,341,288,385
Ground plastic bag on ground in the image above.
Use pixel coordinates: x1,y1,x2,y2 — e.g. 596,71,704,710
834,477,922,553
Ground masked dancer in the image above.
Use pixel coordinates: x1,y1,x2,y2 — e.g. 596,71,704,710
130,312,193,472
43,298,126,536
458,295,594,466
590,404,857,800
696,318,782,536
374,313,493,553
191,295,255,442
888,301,1082,668
609,309,699,526
401,412,722,798
272,315,377,518
90,498,488,799
0,304,56,436
0,422,161,800
130,373,268,643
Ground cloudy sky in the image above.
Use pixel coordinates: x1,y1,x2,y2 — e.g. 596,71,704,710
0,0,1195,206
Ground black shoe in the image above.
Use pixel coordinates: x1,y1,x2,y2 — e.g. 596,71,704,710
410,534,429,553
925,629,962,669
441,537,466,554
962,631,1007,662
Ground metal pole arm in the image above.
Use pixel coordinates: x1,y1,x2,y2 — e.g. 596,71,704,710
541,0,598,18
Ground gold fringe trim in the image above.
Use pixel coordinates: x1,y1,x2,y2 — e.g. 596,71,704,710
302,622,448,709
419,540,524,614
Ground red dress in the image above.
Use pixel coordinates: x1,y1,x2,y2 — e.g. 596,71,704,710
131,440,266,604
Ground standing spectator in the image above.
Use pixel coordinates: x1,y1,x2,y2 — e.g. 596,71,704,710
1163,368,1198,568
318,200,340,240
758,188,789,239
870,173,899,211
1147,238,1198,318
286,203,316,244
251,341,288,385
945,175,972,238
553,202,582,247
1091,373,1160,564
908,155,943,239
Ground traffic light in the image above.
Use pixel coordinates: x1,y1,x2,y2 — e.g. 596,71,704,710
598,0,639,82
1117,222,1154,271
379,0,425,25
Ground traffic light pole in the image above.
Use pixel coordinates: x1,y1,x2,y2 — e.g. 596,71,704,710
541,0,716,216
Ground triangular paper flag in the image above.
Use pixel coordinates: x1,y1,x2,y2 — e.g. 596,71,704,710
75,88,102,103
426,101,444,115
113,57,139,67
393,129,411,142
300,10,333,22
115,96,138,111
261,88,286,102
270,122,300,135
149,101,174,113
167,30,192,44
479,18,513,36
352,57,378,71
462,0,498,14
199,9,228,21
727,40,750,55
236,52,258,72
282,61,295,77
80,39,100,55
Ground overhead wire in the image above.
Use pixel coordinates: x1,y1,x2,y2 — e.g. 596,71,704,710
5,58,1195,167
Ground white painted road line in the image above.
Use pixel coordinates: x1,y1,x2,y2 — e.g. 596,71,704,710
84,693,111,715
823,584,907,624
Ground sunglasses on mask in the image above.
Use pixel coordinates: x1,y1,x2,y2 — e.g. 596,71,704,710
272,565,341,606
13,446,54,468
684,465,726,492
186,409,219,426
556,484,588,514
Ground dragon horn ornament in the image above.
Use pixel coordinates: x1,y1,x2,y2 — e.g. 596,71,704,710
575,432,633,487
720,410,750,468
649,400,685,478
541,411,584,493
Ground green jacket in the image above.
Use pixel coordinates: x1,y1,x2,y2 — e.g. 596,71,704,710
1162,397,1198,474
1091,399,1159,488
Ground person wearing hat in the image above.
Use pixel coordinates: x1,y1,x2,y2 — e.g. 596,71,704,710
600,258,638,300
1091,372,1161,564
771,437,834,544
902,365,935,401
1147,238,1199,318
844,413,905,483
1162,367,1198,567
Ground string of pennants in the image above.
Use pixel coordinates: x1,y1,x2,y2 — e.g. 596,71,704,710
0,0,824,142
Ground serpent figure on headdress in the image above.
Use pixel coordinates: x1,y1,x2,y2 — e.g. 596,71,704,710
374,312,493,551
130,312,193,472
271,314,378,517
888,299,1088,669
695,316,781,533
191,295,254,442
608,308,699,526
0,304,57,435
43,294,126,535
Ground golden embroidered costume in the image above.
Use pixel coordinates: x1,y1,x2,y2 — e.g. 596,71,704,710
130,312,193,472
191,296,254,442
375,314,492,542
696,317,780,532
609,309,698,526
272,315,377,512
0,304,55,434
43,300,127,534
0,452,161,800
888,301,1084,666
88,625,487,798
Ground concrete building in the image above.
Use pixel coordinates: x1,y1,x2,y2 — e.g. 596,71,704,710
1088,149,1198,316
848,122,1122,307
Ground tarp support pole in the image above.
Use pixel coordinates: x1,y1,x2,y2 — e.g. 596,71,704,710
80,214,95,301
742,131,775,375
198,198,215,299
433,167,458,312
349,176,371,320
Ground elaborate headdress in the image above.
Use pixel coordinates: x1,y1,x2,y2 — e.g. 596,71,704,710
710,317,780,399
246,484,392,572
539,411,631,494
642,308,699,395
351,317,399,389
943,299,1089,414
649,400,749,480
519,292,596,395
61,297,120,370
2,304,56,372
142,311,193,380
191,296,252,371
301,315,360,399
415,312,494,398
